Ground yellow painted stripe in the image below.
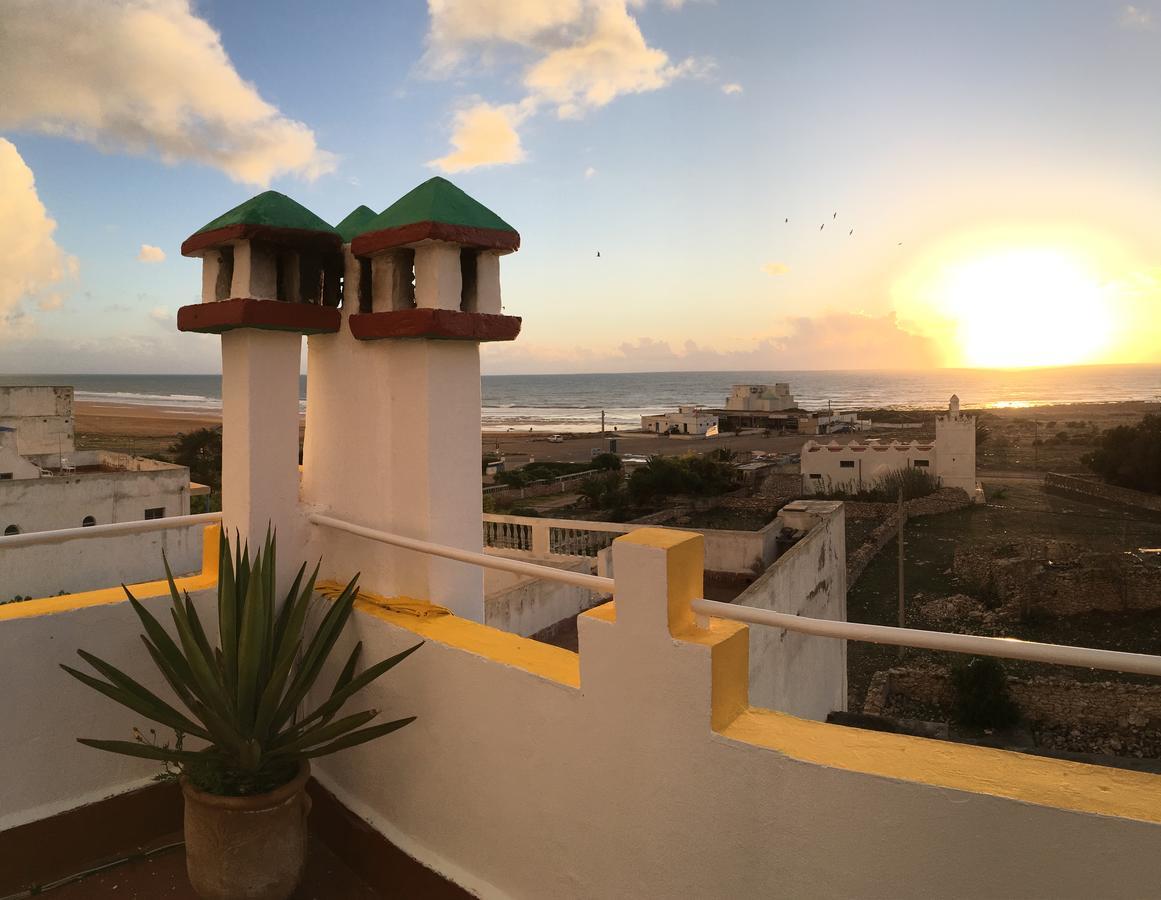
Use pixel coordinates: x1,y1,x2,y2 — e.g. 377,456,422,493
0,525,221,621
722,706,1161,825
353,591,581,689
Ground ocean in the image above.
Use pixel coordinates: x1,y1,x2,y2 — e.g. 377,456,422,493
0,366,1157,432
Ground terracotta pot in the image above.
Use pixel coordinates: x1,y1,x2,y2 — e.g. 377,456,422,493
181,761,311,900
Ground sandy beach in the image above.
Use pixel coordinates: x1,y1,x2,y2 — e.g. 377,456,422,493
75,398,1158,467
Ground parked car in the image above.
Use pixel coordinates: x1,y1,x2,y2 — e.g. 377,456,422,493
547,434,565,443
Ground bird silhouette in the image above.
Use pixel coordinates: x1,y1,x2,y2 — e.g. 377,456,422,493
897,242,903,246
819,224,824,231
596,251,601,257
833,212,837,219
849,228,854,236
784,217,788,223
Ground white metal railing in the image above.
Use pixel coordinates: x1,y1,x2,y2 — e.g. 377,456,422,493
313,512,1161,678
311,513,614,593
692,598,1161,677
0,512,222,549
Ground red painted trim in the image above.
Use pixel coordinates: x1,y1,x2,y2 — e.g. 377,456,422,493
181,224,341,257
348,308,521,342
176,299,341,335
351,221,520,256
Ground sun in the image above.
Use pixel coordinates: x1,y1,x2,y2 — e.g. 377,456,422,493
893,230,1124,368
935,248,1114,367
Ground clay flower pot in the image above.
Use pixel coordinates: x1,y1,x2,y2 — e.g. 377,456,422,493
181,761,312,900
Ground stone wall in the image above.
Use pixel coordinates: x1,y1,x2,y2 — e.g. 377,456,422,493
954,542,1161,616
864,665,1161,757
847,487,972,586
1046,472,1161,514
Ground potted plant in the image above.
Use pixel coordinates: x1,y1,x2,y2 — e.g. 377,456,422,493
62,531,421,900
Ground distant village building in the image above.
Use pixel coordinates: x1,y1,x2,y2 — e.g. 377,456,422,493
0,386,202,535
799,394,979,498
726,383,796,412
640,406,718,436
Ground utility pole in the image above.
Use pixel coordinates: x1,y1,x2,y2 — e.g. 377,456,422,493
601,409,605,435
897,486,906,638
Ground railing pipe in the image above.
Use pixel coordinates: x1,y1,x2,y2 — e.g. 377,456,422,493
310,513,615,593
692,598,1161,677
0,512,222,549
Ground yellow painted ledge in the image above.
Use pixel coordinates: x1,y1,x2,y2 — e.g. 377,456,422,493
723,706,1161,826
353,591,581,689
0,525,221,622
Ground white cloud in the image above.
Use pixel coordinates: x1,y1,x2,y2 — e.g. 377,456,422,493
429,101,528,172
0,139,77,336
721,82,743,95
37,294,65,312
584,165,598,178
138,243,166,263
150,305,172,326
0,0,335,185
762,262,789,276
425,0,707,172
1119,5,1153,28
482,312,943,374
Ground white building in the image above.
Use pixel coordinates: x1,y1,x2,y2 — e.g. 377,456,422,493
0,387,198,536
726,382,796,411
641,405,719,436
801,394,978,496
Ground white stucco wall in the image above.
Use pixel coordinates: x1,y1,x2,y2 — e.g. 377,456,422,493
733,500,846,719
303,298,485,621
0,586,217,831
0,386,74,456
483,551,603,637
801,439,938,493
0,465,191,535
0,526,204,599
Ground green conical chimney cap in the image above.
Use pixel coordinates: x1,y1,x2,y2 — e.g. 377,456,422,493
351,177,519,257
182,191,340,256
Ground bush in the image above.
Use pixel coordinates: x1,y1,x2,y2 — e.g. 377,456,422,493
951,657,1019,730
578,472,623,509
590,453,621,471
168,427,223,491
1082,415,1161,494
814,466,939,503
627,453,738,503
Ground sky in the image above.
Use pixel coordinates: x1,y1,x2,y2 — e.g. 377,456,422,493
0,0,1159,375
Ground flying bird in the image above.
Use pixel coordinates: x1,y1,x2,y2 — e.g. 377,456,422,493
897,242,903,246
833,212,837,219
849,228,854,236
819,224,824,231
596,251,601,257
784,217,788,223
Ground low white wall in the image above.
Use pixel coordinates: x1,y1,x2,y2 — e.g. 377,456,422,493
483,550,603,637
0,586,217,832
0,526,204,599
733,500,847,719
308,532,1161,900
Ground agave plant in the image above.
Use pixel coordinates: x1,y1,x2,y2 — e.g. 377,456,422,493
62,530,421,795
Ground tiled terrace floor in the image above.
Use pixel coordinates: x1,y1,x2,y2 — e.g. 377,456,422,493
42,835,380,899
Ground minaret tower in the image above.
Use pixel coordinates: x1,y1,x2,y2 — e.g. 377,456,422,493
935,393,976,493
178,192,342,571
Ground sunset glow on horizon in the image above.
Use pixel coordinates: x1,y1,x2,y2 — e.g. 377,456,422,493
892,225,1157,371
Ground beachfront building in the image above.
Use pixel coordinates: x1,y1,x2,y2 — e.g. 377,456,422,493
2,185,1159,899
641,405,718,436
0,386,201,537
726,382,796,411
800,394,979,496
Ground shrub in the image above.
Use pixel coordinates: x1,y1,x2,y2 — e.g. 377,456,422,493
169,427,223,491
814,466,939,503
1082,415,1161,494
590,453,622,471
627,453,737,503
951,657,1019,730
578,472,623,509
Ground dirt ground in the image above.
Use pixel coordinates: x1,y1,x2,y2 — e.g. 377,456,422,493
847,477,1161,714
